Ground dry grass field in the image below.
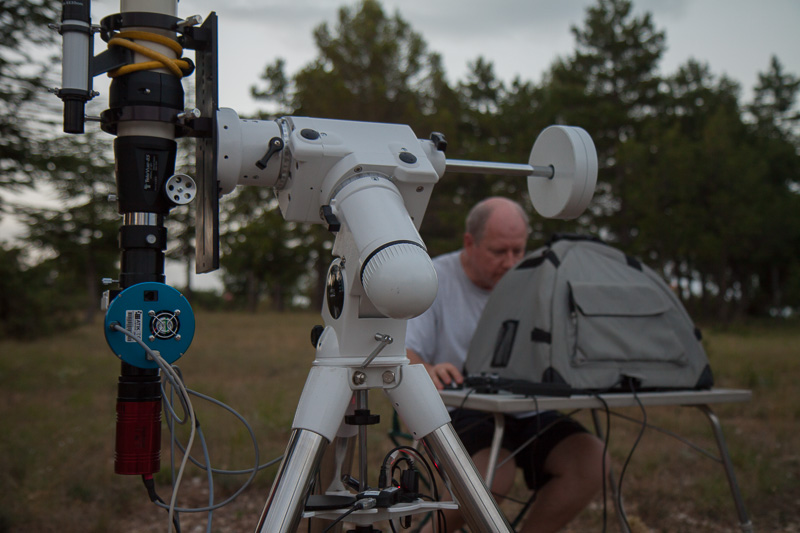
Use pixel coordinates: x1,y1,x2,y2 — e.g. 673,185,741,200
1,311,798,532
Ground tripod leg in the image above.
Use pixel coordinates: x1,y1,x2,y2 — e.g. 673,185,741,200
423,424,514,531
386,364,513,532
256,366,353,533
255,429,328,533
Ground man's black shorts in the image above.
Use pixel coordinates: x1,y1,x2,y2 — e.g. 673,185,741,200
450,409,588,491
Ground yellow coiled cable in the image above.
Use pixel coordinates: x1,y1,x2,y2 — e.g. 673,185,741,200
107,30,191,78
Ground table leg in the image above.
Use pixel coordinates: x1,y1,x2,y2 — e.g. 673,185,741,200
483,413,506,488
694,405,753,533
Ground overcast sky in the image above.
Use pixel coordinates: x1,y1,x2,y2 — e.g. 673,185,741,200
84,0,799,115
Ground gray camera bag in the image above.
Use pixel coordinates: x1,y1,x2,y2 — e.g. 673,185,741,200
465,235,713,391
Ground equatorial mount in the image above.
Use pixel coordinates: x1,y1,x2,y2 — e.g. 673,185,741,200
210,110,598,231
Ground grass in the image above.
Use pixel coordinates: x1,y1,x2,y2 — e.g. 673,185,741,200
1,311,798,532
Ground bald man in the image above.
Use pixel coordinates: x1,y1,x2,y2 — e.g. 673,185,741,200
406,197,607,533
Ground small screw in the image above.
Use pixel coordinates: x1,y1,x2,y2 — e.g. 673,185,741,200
177,108,201,121
148,335,155,342
382,371,395,384
352,371,367,386
177,14,203,28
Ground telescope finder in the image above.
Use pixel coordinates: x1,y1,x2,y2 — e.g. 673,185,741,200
57,0,94,134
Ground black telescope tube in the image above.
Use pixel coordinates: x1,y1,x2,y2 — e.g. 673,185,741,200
106,2,185,477
115,218,166,475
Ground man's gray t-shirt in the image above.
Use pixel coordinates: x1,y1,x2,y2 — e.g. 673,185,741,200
405,250,491,369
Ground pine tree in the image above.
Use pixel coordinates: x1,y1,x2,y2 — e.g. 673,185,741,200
249,0,455,308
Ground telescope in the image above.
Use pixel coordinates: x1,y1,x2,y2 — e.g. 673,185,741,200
53,1,597,531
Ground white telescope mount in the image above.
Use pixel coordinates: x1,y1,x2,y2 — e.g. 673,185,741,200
215,110,598,532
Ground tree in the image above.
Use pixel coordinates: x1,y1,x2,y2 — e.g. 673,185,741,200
220,189,315,312
545,0,666,245
749,56,800,143
422,59,558,255
745,57,800,313
1,1,126,334
254,0,450,127
15,131,120,324
0,0,60,207
0,246,74,339
615,55,800,320
533,0,800,319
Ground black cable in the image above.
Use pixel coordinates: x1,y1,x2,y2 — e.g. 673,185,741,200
321,499,375,533
592,393,612,533
491,491,534,506
532,395,541,492
495,408,583,471
605,410,721,461
505,394,543,529
303,469,321,531
381,445,445,532
142,475,182,532
381,446,439,502
449,386,476,425
617,383,647,533
390,456,416,490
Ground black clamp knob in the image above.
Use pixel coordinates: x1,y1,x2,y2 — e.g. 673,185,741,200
310,325,325,348
320,205,341,233
255,137,284,170
345,409,381,426
430,132,447,153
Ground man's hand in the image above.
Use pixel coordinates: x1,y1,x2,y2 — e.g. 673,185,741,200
406,349,464,390
426,362,464,390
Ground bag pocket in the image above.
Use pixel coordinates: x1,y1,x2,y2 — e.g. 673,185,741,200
567,281,686,366
490,319,519,368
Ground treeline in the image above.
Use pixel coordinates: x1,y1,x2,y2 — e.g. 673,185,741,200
1,0,798,339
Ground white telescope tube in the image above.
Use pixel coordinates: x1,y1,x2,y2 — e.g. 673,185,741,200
332,175,438,319
115,0,178,140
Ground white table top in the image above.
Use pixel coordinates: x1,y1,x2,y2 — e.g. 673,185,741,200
438,388,752,413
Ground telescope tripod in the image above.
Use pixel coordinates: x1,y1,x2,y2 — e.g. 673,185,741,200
255,358,512,532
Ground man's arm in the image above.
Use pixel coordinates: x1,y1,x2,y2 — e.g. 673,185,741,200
407,348,464,390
